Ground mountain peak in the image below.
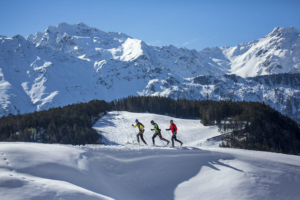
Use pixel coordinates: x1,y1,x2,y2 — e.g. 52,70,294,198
76,22,89,27
43,22,106,37
12,34,26,43
268,26,300,37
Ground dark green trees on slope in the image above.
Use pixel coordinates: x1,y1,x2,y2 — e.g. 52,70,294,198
114,96,300,155
0,96,299,155
0,100,107,145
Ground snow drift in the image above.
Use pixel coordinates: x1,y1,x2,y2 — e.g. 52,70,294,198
1,112,300,200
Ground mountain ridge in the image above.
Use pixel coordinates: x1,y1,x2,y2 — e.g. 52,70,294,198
1,22,300,123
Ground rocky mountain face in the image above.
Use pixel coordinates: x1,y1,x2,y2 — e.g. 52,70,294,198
1,22,300,122
144,73,300,122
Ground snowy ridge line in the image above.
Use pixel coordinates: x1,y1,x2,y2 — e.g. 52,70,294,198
93,136,152,200
1,23,300,125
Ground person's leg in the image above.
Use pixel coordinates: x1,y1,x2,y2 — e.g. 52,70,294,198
159,132,170,144
136,131,141,143
174,132,183,145
171,135,175,147
152,133,158,145
140,131,147,145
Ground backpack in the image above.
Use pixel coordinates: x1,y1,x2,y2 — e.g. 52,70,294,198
139,122,144,130
154,123,161,133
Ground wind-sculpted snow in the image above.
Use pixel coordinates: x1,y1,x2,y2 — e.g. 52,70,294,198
1,111,300,199
1,23,300,123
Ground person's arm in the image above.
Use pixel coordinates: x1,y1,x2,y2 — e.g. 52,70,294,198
166,124,171,131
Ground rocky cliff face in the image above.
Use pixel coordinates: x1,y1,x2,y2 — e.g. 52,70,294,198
1,22,300,122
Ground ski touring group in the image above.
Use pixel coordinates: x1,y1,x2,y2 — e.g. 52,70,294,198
132,119,183,147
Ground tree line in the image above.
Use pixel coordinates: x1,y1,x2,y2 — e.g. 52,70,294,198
114,96,300,155
0,100,107,145
0,96,299,155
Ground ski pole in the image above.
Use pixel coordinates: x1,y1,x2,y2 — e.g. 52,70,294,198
166,130,175,146
138,129,150,146
132,126,138,144
151,130,164,146
177,135,184,143
159,138,165,146
143,132,150,146
176,135,184,145
160,136,166,144
166,130,172,137
159,130,167,146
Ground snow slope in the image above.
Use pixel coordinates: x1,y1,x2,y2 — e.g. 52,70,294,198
93,111,220,146
1,112,300,200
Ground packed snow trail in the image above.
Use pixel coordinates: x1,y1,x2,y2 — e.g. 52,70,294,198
93,111,221,147
1,111,300,200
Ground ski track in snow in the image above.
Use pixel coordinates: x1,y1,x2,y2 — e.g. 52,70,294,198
0,111,300,200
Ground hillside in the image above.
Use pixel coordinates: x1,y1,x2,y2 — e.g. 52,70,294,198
1,112,300,200
1,97,299,155
93,111,220,146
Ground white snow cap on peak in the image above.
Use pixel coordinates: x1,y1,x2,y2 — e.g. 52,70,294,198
43,22,130,39
268,26,300,37
12,34,26,43
43,22,98,36
76,22,89,27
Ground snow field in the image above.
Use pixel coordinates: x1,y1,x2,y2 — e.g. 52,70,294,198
93,111,221,147
93,111,300,200
0,144,113,200
0,111,300,199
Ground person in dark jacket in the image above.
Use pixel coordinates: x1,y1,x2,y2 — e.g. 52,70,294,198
166,120,183,147
151,120,169,145
132,119,147,145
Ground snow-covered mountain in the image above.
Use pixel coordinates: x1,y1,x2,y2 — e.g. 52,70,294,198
1,22,300,122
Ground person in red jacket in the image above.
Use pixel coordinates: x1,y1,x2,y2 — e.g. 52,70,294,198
166,120,183,147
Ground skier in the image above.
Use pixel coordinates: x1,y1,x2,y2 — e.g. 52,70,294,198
166,120,183,147
150,120,170,146
132,119,147,145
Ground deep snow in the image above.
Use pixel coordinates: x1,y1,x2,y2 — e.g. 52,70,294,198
0,111,300,200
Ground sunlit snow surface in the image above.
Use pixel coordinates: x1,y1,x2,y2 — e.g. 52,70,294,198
0,111,300,200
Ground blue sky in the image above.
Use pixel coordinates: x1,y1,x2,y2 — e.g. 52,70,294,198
1,0,299,51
